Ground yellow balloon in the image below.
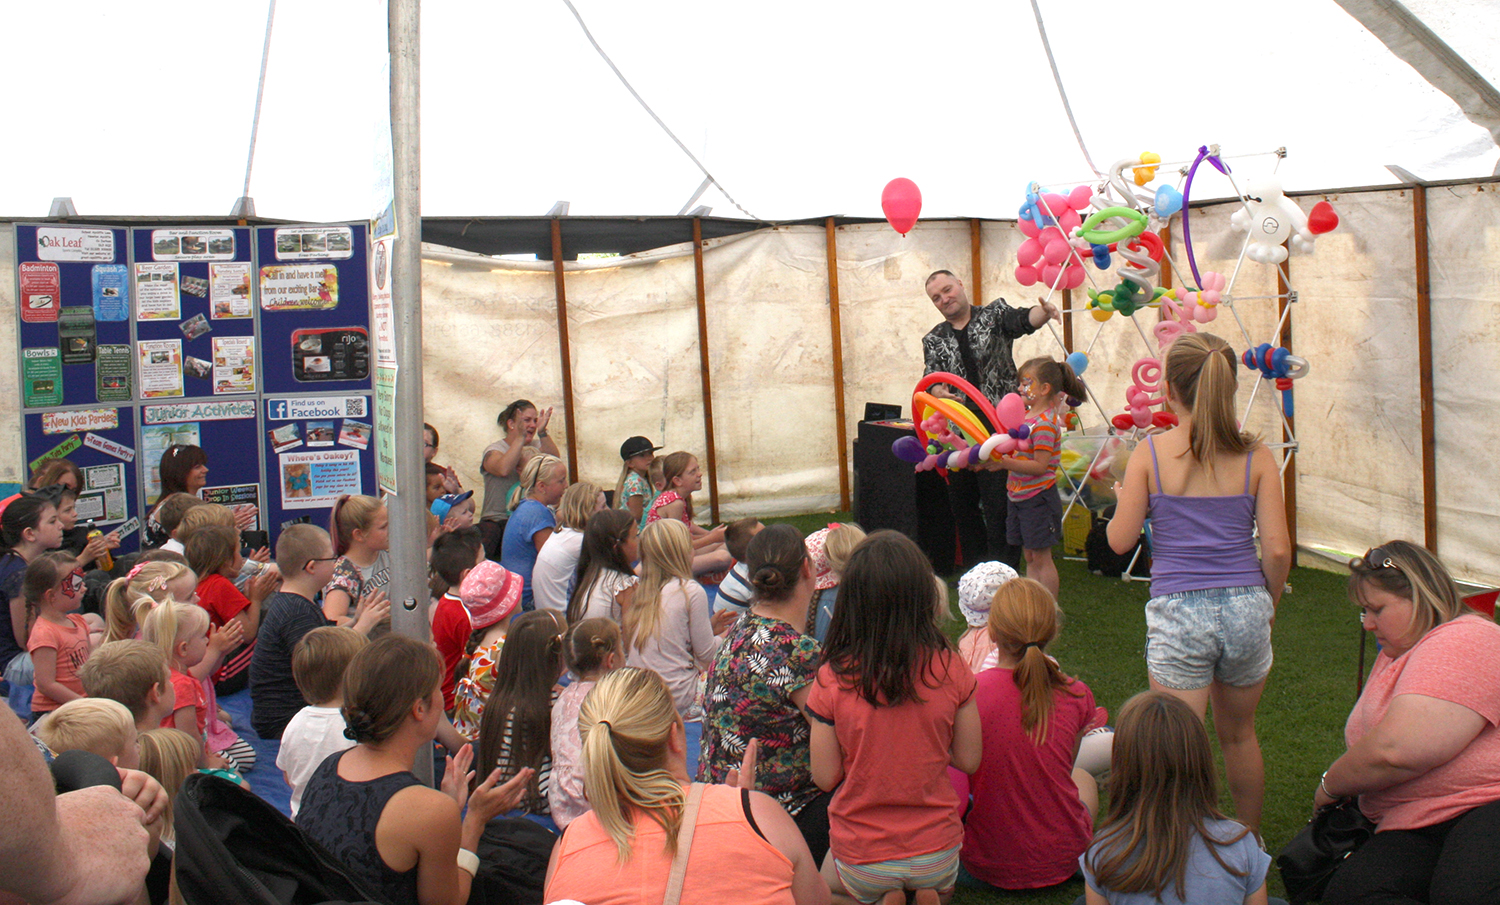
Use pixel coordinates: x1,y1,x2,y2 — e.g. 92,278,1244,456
1092,308,1113,322
1133,151,1162,186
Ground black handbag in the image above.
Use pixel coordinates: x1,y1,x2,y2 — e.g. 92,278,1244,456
1276,798,1376,904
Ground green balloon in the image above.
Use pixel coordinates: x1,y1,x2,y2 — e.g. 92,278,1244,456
1076,207,1149,244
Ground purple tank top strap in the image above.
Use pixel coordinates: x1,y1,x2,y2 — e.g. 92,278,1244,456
1244,448,1255,495
1147,436,1165,495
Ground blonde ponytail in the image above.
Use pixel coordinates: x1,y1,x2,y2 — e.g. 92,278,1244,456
987,577,1081,744
103,561,191,643
1164,333,1256,470
578,667,687,864
622,520,693,652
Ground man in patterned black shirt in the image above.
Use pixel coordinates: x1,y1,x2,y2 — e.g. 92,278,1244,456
921,270,1059,570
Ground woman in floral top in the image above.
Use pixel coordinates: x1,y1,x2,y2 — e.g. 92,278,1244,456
698,523,831,864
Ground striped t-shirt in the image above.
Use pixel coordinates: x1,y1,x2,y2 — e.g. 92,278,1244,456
1007,409,1062,501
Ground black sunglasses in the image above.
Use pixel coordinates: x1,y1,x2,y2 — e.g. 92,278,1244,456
1350,545,1397,572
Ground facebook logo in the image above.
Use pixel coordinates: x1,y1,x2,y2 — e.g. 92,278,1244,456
268,400,288,420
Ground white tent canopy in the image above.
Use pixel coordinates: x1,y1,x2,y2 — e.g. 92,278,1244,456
2,0,1497,221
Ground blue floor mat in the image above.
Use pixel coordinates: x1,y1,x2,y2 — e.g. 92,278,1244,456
218,689,293,817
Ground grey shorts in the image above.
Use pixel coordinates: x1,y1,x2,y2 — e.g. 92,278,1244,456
1145,585,1274,689
1006,487,1062,551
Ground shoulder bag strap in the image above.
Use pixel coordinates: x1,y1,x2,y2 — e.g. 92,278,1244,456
662,782,707,905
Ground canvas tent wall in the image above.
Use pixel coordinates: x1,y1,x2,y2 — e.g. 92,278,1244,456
3,177,1498,585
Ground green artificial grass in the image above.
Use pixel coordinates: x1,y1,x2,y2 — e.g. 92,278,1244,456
762,511,1362,903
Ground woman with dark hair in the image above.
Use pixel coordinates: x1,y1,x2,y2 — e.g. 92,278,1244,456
478,400,561,559
145,445,256,547
298,634,531,905
567,509,638,624
1313,540,1500,904
698,523,832,865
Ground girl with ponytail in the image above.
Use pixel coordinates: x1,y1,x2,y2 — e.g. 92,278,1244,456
960,577,1110,890
991,356,1089,601
544,666,826,905
297,634,531,905
1106,332,1291,836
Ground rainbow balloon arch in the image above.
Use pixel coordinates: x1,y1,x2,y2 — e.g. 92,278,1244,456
888,145,1337,552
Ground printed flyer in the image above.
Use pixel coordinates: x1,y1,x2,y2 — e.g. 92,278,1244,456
273,226,354,261
37,227,114,262
19,262,60,323
79,462,128,523
279,449,362,508
58,308,96,364
135,263,181,319
260,264,338,310
22,347,63,407
96,344,132,402
91,264,129,322
212,335,255,395
151,229,234,262
137,339,184,398
209,262,252,318
200,484,260,531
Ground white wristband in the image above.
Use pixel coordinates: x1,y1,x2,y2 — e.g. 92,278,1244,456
456,848,479,877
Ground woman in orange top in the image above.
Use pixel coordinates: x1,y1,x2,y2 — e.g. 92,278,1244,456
544,667,828,905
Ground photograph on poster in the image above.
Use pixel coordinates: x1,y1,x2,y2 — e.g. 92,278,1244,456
306,421,335,447
135,263,180,319
181,275,209,298
137,340,183,398
59,308,96,365
279,449,361,509
180,313,211,340
268,422,302,454
337,420,371,450
184,356,212,380
209,262,252,318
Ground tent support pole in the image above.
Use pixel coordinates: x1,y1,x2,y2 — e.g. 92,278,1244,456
970,219,983,303
1413,184,1437,551
1062,289,1073,351
691,218,720,524
549,220,579,481
388,0,432,784
825,218,850,511
1277,261,1297,566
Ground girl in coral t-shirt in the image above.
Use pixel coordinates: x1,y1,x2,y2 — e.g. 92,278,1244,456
807,530,981,905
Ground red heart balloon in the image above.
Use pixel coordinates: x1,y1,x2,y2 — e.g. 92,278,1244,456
1151,411,1180,429
1111,413,1137,431
882,178,922,236
1307,200,1339,235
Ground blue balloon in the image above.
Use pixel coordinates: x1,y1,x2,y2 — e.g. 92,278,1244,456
1155,185,1184,217
1067,351,1089,375
1090,244,1112,269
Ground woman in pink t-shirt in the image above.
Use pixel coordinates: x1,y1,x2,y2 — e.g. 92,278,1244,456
1315,541,1500,904
807,531,981,905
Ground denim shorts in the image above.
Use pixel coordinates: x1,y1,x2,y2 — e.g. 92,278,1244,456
1145,585,1274,689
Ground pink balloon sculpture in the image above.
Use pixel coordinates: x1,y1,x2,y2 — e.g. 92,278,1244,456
1015,185,1094,290
882,178,922,236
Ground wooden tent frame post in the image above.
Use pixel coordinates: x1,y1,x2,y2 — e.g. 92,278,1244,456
550,219,579,480
691,218,721,524
825,218,850,511
1412,185,1438,551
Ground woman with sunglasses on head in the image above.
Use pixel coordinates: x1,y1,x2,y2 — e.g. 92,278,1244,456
1313,541,1500,905
1106,333,1291,837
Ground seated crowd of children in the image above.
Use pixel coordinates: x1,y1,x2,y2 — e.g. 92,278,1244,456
1,420,1289,905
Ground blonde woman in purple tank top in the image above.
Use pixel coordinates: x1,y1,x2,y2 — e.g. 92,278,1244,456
1105,333,1292,836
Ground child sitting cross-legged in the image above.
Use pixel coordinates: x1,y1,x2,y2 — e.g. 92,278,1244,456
277,626,368,817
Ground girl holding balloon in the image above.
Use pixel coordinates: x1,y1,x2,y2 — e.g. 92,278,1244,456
1105,333,1291,836
986,356,1086,602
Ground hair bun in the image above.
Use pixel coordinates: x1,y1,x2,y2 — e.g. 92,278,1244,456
343,709,375,741
751,565,788,594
